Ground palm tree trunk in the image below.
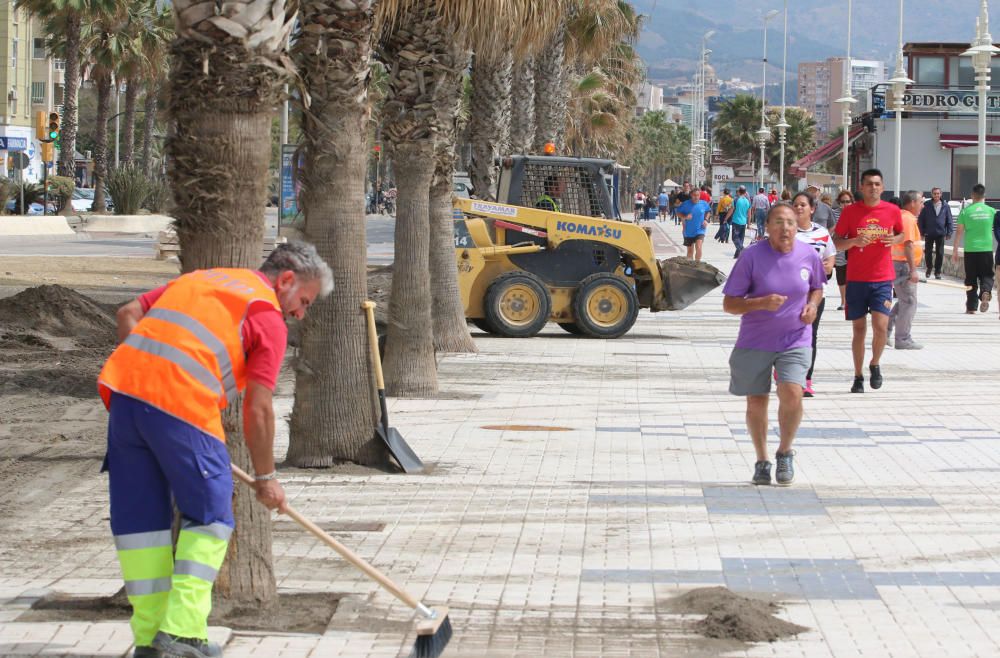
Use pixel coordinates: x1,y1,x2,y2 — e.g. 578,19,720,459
468,52,511,200
59,12,81,179
533,23,568,152
509,56,534,154
382,141,438,395
92,74,112,212
121,80,139,164
141,87,158,176
429,48,476,354
167,14,293,603
286,0,389,467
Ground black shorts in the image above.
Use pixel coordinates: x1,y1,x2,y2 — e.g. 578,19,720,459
683,235,704,247
835,264,848,285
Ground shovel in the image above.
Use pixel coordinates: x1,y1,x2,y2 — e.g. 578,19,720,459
362,301,424,473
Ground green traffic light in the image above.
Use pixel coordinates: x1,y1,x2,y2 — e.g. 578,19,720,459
48,130,57,140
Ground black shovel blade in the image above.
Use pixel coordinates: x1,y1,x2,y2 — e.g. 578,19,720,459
376,425,424,473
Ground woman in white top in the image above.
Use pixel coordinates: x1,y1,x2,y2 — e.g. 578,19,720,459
792,192,837,397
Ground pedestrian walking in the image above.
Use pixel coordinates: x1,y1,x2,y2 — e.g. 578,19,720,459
888,190,924,349
633,189,645,220
751,187,770,241
715,189,734,242
792,192,836,398
723,202,826,486
97,243,334,658
806,184,837,231
917,187,954,280
952,183,997,314
678,191,710,261
833,190,854,310
731,186,751,258
768,189,778,205
644,192,657,221
658,188,669,221
833,168,904,394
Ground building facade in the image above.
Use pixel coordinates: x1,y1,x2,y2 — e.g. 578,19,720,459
798,57,887,140
635,81,664,116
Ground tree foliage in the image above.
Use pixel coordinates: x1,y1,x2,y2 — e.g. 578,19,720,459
628,110,690,191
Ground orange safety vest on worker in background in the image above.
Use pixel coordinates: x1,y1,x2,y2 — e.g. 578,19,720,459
98,269,281,442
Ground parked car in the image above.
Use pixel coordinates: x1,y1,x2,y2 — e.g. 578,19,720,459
71,188,114,212
453,172,472,199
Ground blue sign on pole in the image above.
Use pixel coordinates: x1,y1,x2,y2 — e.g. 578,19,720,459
279,144,301,226
0,137,28,151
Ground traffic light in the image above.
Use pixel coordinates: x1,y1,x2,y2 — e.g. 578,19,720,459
35,111,46,141
40,142,54,164
47,111,59,141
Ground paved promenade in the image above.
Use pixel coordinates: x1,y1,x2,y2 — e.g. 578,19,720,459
4,220,1000,657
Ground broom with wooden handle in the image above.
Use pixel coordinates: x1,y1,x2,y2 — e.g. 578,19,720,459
231,464,452,657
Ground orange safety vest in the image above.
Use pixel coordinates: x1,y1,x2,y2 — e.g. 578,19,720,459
98,268,281,442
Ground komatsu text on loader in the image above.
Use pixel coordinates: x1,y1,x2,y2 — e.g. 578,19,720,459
454,155,725,338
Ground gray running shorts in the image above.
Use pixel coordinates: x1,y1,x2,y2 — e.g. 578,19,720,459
728,347,811,395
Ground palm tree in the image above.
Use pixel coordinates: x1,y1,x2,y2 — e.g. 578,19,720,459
167,0,296,605
467,51,511,200
509,57,534,153
16,0,117,178
139,7,172,176
713,94,764,167
117,0,171,165
764,107,816,183
84,4,141,211
532,20,567,151
286,1,389,467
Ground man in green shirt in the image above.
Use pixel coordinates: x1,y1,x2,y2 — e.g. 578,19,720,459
953,183,997,314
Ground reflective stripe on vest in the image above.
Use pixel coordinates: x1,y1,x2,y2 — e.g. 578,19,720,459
123,334,224,399
145,308,238,402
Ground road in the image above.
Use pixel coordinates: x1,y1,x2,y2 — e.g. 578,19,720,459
0,214,399,264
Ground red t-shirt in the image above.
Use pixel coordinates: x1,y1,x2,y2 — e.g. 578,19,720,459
700,191,711,203
834,201,903,282
138,271,288,390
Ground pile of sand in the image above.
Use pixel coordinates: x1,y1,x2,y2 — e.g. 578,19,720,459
668,586,808,643
0,285,116,398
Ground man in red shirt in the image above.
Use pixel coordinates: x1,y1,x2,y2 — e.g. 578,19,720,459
101,242,333,657
833,169,904,393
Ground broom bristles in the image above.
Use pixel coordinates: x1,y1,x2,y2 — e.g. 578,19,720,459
412,614,451,658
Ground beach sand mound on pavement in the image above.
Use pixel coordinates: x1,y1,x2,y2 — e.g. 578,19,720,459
668,586,808,643
0,284,116,398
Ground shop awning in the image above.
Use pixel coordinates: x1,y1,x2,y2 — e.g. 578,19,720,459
789,126,865,177
939,134,1000,149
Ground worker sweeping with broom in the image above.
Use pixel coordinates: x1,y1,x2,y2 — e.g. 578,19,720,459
97,242,333,658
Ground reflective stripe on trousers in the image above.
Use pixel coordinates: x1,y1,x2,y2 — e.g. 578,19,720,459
115,530,173,647
158,527,230,640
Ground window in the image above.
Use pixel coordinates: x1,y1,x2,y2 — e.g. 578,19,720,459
31,81,44,105
952,150,1000,198
913,56,945,85
53,59,65,71
32,38,46,60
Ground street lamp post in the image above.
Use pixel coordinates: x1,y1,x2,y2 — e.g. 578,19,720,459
834,0,857,190
777,0,790,193
887,0,914,197
962,0,999,185
699,44,714,183
758,10,780,191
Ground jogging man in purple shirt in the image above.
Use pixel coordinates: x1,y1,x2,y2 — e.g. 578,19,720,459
723,202,826,486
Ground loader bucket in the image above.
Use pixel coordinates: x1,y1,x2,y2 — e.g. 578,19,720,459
653,257,727,311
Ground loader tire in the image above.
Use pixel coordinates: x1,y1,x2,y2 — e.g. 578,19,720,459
557,321,585,335
469,318,496,334
573,273,639,339
484,271,552,338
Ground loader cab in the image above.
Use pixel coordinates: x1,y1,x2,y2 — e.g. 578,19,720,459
495,155,618,219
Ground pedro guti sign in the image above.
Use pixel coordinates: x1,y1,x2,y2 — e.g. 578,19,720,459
879,87,1000,114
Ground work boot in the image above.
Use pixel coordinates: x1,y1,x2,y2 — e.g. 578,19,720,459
133,648,161,658
752,461,772,486
153,632,222,658
981,291,992,313
775,451,796,486
869,364,883,390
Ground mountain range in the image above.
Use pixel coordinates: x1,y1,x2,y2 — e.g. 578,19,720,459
635,0,993,89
